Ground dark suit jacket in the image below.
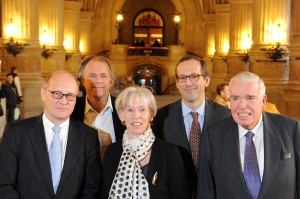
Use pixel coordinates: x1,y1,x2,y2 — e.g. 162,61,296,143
198,112,300,199
101,139,192,199
0,115,102,199
70,95,125,142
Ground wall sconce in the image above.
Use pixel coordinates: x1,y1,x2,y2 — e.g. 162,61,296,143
3,18,29,57
172,11,182,45
115,10,124,44
263,43,289,61
41,45,56,59
3,38,29,57
65,51,74,61
236,51,250,63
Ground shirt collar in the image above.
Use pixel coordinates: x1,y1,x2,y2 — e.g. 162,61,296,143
239,114,263,140
42,113,69,129
84,95,113,115
181,99,205,117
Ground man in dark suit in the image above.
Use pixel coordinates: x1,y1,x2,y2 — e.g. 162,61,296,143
71,56,125,158
152,55,231,194
0,71,102,198
198,71,300,199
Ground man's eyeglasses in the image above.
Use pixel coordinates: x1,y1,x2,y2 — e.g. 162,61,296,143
176,74,204,83
47,90,77,101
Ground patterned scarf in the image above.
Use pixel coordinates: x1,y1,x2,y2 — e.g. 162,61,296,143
109,125,155,199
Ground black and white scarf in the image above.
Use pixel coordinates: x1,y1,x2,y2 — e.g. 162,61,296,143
109,125,155,199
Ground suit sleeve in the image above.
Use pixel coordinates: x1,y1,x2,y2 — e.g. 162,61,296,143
81,129,102,199
168,145,192,198
0,125,20,199
197,130,216,199
294,121,300,198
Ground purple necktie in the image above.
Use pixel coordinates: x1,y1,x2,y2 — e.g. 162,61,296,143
243,131,261,199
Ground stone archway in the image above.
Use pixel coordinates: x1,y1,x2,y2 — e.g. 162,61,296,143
131,65,163,94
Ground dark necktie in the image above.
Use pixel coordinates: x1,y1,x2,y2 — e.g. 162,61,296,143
243,131,261,199
189,112,201,167
49,125,62,193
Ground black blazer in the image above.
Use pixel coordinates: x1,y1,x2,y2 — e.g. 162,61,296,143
198,112,300,199
0,115,102,199
70,95,125,142
102,139,192,199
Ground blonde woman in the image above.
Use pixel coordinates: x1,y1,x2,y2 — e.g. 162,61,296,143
102,86,192,198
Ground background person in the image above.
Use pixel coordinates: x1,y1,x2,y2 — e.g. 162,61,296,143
0,71,102,198
102,86,192,198
71,56,125,158
9,66,23,102
198,71,300,199
213,83,230,108
0,73,20,122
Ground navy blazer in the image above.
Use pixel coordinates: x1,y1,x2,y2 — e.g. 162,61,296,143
101,139,192,199
198,112,300,199
0,115,102,199
70,95,125,142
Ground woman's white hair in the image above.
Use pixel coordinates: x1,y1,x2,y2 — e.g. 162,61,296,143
115,86,157,118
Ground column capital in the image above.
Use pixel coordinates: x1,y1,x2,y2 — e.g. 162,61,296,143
64,1,82,11
214,4,230,13
80,11,94,20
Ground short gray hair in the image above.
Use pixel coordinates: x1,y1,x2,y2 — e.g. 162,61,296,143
115,86,157,118
229,71,266,97
78,55,116,82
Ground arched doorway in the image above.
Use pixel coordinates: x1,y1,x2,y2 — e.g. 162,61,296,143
133,10,164,46
132,65,162,94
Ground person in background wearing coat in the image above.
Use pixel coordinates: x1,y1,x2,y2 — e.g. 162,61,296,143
10,66,23,102
70,55,125,158
213,83,230,108
0,73,19,122
198,71,300,199
0,71,102,199
102,86,192,199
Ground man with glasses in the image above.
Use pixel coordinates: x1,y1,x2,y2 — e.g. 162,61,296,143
0,71,102,198
70,56,125,158
152,55,231,196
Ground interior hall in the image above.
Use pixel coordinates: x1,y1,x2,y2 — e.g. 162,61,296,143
0,0,299,135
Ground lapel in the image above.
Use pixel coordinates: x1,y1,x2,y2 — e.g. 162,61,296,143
28,115,54,195
56,120,83,196
164,100,189,149
258,112,281,199
223,120,251,198
145,140,158,185
111,96,125,141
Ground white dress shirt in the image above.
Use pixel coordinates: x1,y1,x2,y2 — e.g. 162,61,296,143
239,115,264,180
84,95,116,142
43,114,69,168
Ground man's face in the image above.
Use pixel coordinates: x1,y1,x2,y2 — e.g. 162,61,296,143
82,60,113,100
41,72,78,125
229,80,266,130
6,75,13,84
176,59,210,108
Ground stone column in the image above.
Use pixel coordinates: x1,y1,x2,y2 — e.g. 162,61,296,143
250,0,291,111
203,14,215,98
40,0,65,75
64,1,82,75
80,11,94,56
1,0,44,119
226,0,252,80
210,4,230,97
281,0,300,120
